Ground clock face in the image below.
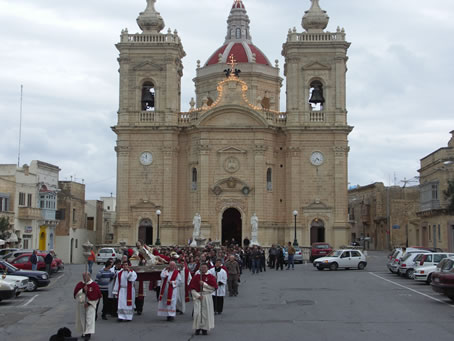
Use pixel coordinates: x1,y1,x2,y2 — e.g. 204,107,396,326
140,152,153,166
310,151,324,166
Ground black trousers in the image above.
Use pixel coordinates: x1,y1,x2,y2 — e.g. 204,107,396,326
269,255,276,268
135,297,144,314
212,296,224,313
101,291,113,316
276,260,284,270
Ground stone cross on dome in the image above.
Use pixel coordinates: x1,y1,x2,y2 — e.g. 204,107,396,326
228,54,238,69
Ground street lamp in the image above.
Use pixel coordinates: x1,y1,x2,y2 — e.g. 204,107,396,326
292,210,298,247
155,209,161,246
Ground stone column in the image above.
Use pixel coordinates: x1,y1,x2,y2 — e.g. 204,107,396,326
254,143,267,219
114,142,131,243
199,142,211,226
333,144,350,245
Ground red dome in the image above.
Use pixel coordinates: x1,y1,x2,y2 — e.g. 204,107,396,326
206,42,271,66
232,1,245,9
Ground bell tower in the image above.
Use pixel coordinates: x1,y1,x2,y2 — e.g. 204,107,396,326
113,0,186,243
282,0,350,126
281,0,352,246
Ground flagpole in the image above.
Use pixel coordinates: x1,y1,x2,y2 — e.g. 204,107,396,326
17,85,23,167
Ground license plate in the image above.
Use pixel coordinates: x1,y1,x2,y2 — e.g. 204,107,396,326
433,278,440,283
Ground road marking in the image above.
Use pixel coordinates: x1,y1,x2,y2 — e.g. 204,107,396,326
369,272,454,308
49,274,64,287
22,294,39,307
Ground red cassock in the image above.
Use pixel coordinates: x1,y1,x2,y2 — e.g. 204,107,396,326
189,273,218,292
73,281,102,301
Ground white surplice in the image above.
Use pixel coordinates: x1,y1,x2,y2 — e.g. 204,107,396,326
75,280,98,335
112,269,137,320
208,268,227,297
192,281,216,331
157,269,182,317
176,268,192,313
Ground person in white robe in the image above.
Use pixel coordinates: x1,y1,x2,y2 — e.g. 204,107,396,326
157,261,182,321
112,261,137,321
74,272,102,340
208,259,228,314
190,263,218,335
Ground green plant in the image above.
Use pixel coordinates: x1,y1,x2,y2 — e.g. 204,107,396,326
0,216,11,240
444,180,454,213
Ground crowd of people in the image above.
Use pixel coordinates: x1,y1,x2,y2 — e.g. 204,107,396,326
66,239,296,340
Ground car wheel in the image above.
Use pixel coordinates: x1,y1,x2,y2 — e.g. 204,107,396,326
316,265,324,271
406,269,415,279
388,268,394,274
448,295,454,302
426,274,432,285
16,291,21,297
358,262,366,270
26,280,38,292
329,262,338,271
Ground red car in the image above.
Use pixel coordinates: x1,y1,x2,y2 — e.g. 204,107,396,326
431,258,454,301
10,253,58,273
310,243,333,263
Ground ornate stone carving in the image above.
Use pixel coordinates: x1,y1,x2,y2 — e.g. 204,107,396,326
333,145,350,156
224,156,240,173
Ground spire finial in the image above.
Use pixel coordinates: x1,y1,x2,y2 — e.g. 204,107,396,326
137,0,165,34
302,0,329,33
225,0,251,43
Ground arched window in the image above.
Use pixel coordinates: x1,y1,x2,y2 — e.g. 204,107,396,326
308,80,325,111
236,28,241,39
192,168,198,190
142,81,155,111
266,168,272,191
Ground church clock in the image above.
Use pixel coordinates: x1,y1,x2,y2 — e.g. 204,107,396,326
310,151,324,166
139,152,153,166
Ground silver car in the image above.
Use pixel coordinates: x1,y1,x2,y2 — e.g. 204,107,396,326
96,248,121,264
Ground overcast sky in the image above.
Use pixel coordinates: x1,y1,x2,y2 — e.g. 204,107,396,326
1,0,453,199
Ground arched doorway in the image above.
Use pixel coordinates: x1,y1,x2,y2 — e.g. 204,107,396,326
222,208,242,246
138,219,153,245
310,219,325,244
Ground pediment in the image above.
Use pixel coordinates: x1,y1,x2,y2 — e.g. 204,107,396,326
302,62,331,71
198,107,268,128
133,61,164,72
217,146,247,154
211,177,253,196
131,200,159,210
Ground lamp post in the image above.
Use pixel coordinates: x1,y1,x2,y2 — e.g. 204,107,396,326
292,210,298,247
155,209,161,246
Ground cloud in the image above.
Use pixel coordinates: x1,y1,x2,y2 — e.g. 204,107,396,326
0,0,453,201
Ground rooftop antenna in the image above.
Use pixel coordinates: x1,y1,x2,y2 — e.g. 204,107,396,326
17,85,23,167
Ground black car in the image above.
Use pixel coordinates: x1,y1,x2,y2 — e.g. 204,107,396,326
0,260,50,291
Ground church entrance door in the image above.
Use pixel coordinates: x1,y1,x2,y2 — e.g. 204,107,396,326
310,219,325,244
222,208,242,246
138,219,153,245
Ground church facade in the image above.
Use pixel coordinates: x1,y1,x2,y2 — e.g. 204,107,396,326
113,0,352,247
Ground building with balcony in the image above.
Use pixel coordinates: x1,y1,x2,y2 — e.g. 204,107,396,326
417,131,454,251
349,183,420,250
0,161,60,250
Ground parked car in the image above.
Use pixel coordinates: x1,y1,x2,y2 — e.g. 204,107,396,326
0,260,50,291
310,243,333,263
397,250,431,278
96,248,121,264
0,248,19,259
283,247,303,264
1,273,29,296
42,251,64,272
387,247,425,273
414,253,454,284
313,249,367,271
431,258,454,301
10,253,58,273
0,279,17,302
2,249,35,263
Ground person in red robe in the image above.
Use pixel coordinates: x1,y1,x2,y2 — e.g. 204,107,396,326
74,273,102,340
189,263,218,335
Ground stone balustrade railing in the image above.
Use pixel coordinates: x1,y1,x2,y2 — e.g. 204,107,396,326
121,33,181,44
310,111,325,123
287,31,345,43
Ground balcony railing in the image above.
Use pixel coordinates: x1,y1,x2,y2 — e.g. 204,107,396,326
121,33,182,44
18,207,42,220
287,31,346,43
310,111,325,123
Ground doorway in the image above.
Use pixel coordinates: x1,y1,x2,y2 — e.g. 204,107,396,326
70,238,74,264
310,219,325,245
39,228,46,251
138,219,153,245
222,208,242,246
